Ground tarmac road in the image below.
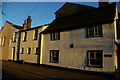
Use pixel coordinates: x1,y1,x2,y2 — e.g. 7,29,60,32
2,61,115,80
2,65,50,80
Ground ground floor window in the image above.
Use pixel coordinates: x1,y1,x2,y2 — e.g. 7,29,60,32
20,48,24,54
34,47,39,54
87,50,103,68
50,50,59,63
27,48,31,54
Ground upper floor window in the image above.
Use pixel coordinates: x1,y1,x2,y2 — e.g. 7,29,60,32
87,50,103,68
50,32,60,41
33,30,38,40
12,33,16,42
50,50,59,63
23,32,27,42
27,47,31,54
0,37,5,46
87,25,102,38
0,37,2,46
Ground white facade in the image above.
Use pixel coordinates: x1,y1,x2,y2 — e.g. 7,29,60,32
0,22,21,60
8,28,20,61
41,23,117,72
19,25,48,64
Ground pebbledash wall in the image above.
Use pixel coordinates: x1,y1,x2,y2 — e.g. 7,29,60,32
41,23,117,72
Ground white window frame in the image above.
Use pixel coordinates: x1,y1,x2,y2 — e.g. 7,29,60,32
0,37,2,46
27,48,31,54
50,32,60,41
20,48,24,54
23,32,27,42
1,37,5,46
12,33,16,42
87,50,103,68
33,30,38,40
87,25,102,38
50,50,59,63
34,47,39,54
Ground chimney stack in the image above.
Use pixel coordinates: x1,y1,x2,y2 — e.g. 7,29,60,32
98,0,109,7
27,16,32,29
23,20,27,30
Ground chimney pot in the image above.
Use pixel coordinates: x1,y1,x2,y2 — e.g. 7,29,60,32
98,0,109,7
27,16,32,29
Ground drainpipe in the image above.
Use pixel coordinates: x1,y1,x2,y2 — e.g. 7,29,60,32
16,32,21,62
37,33,41,64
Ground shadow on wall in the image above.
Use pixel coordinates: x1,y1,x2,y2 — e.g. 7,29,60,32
82,53,87,69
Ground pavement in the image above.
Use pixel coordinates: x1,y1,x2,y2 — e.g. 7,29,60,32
2,60,115,80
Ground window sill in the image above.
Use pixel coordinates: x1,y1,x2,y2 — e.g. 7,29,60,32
50,61,59,63
20,53,23,54
33,39,38,40
50,39,60,41
86,36,103,38
34,53,38,55
27,53,30,54
22,40,26,42
87,65,103,68
12,41,16,42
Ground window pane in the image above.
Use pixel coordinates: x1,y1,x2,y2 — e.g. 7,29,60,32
94,25,102,36
90,52,94,58
88,27,94,37
87,50,103,67
50,50,59,63
90,59,95,65
96,52,102,58
36,48,38,54
0,37,1,46
2,37,5,46
50,32,60,40
34,30,38,40
96,59,102,65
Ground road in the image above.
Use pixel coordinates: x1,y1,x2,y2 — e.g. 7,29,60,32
2,61,115,80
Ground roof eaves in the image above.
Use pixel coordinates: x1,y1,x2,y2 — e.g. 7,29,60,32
6,21,23,29
19,24,49,32
42,2,116,34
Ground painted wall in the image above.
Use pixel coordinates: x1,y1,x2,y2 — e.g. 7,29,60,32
0,22,15,60
41,23,117,72
8,28,19,61
19,25,48,63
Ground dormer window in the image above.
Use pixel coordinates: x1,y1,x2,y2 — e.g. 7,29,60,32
87,25,102,38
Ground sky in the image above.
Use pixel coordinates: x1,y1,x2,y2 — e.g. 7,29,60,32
1,1,120,29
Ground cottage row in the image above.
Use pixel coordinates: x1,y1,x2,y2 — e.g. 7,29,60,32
0,2,120,73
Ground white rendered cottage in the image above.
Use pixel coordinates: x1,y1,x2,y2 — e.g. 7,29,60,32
40,2,120,73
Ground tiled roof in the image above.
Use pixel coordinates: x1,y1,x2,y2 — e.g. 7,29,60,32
54,2,95,14
6,21,23,29
19,24,49,32
42,2,116,34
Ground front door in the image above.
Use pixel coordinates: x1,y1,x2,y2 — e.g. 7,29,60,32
12,47,15,61
117,49,120,68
